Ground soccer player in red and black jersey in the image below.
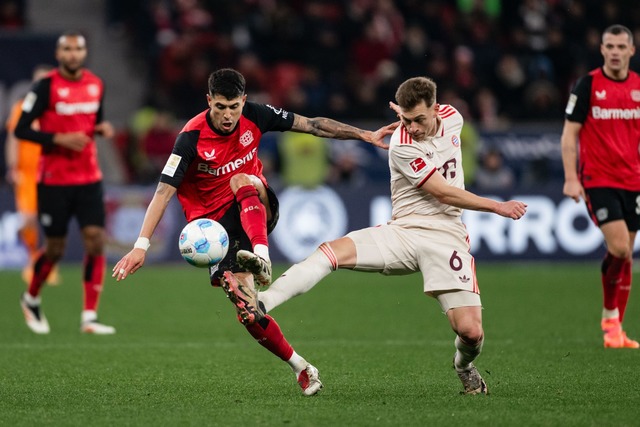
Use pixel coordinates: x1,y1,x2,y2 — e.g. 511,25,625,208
14,31,116,335
112,68,397,395
561,24,640,349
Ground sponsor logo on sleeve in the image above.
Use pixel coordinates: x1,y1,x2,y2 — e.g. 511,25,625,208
410,158,427,173
22,92,37,113
266,104,289,119
162,153,182,177
565,93,577,114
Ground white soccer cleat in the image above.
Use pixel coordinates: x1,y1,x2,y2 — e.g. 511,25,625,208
298,364,323,396
81,321,116,335
236,250,272,287
20,292,50,334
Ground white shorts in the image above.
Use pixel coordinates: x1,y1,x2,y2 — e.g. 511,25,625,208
346,214,480,298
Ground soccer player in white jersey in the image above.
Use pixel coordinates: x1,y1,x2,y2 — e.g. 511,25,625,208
225,76,527,394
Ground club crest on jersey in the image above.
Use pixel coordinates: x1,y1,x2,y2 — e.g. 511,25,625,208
410,158,427,173
88,84,100,97
595,90,606,100
632,90,640,102
451,135,460,147
240,130,254,147
58,87,70,98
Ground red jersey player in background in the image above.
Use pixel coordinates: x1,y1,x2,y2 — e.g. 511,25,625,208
112,68,396,395
561,24,640,349
14,31,116,335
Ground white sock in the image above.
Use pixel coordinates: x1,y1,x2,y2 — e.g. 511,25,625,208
253,244,270,262
23,292,41,306
82,310,97,323
454,335,484,371
259,245,336,313
602,308,619,319
287,351,307,376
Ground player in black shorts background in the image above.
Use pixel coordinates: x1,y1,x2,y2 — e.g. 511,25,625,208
561,24,640,349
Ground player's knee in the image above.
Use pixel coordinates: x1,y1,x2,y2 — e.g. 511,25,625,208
608,245,631,259
44,243,65,262
457,324,484,346
229,173,253,191
82,228,105,255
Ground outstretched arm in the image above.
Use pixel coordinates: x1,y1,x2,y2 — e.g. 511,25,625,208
291,114,398,149
112,182,177,281
422,172,527,219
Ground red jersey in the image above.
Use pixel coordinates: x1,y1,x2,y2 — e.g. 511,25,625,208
565,67,640,190
160,102,294,221
14,69,106,185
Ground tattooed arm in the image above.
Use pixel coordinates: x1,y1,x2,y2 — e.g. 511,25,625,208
291,115,398,149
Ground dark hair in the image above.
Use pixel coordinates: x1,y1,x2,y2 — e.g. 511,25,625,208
603,24,634,44
395,77,437,110
208,68,246,99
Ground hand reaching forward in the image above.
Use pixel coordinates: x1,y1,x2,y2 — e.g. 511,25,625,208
112,248,147,281
367,121,400,149
496,200,527,220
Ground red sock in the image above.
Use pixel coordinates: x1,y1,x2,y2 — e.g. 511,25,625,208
244,315,294,361
618,259,632,322
28,252,55,297
83,254,105,311
235,185,268,248
601,252,625,310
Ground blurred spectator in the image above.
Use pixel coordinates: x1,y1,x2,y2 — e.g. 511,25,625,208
278,132,330,189
106,0,640,185
522,79,562,120
141,110,179,174
474,148,515,191
327,140,374,188
0,0,25,29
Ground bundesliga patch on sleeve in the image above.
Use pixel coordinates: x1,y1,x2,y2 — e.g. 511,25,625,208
22,92,37,113
565,93,577,114
410,158,427,173
162,154,182,177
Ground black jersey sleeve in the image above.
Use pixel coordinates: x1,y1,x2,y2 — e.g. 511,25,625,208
565,75,592,124
96,92,105,124
159,129,199,188
243,101,295,133
14,77,55,149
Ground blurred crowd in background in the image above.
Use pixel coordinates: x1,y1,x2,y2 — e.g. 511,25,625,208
3,0,640,189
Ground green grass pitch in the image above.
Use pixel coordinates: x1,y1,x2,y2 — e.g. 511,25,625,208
1,262,638,426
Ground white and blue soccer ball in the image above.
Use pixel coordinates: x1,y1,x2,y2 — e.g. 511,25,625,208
178,218,229,268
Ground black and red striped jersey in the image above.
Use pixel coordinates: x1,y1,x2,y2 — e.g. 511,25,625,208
160,102,294,221
565,67,640,190
14,68,106,185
